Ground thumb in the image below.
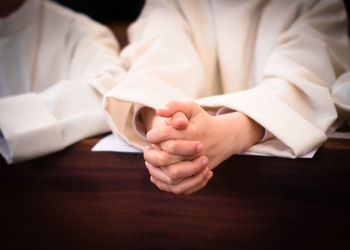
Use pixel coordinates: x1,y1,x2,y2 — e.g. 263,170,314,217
171,111,189,130
156,101,199,119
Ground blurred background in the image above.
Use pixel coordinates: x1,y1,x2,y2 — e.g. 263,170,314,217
55,0,145,23
55,0,349,41
55,0,145,47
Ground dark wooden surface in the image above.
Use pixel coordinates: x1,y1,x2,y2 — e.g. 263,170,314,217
2,18,350,250
1,136,350,250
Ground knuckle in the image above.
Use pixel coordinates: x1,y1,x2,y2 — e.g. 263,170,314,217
201,170,207,179
157,184,167,192
167,179,175,185
163,140,176,152
171,186,183,195
200,179,207,189
196,171,206,183
168,166,179,180
194,159,204,172
157,152,168,166
169,140,178,152
168,178,180,185
143,151,150,162
153,181,167,192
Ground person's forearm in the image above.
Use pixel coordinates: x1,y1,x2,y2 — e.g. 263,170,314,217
216,111,264,155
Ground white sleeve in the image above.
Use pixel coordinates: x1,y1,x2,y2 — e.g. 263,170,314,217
0,17,125,164
332,71,350,124
105,0,349,157
104,0,206,148
197,0,350,157
108,0,205,108
67,17,126,95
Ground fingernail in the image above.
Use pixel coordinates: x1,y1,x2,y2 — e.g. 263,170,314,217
177,117,187,122
207,171,213,180
146,130,153,137
201,157,208,167
203,167,209,175
196,143,203,153
176,118,187,127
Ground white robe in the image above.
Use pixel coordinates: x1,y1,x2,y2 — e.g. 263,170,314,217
105,0,350,158
0,0,125,163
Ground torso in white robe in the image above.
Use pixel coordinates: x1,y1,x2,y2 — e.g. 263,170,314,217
105,0,350,158
0,0,125,163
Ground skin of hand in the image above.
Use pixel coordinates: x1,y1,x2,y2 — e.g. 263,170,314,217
145,101,264,194
105,98,208,195
141,106,212,195
141,106,204,161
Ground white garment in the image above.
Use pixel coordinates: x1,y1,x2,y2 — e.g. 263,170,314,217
0,0,125,163
332,72,350,123
105,0,350,158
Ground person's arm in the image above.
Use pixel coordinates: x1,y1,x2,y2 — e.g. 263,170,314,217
146,101,264,170
197,0,350,158
140,106,203,164
332,72,350,124
143,101,264,194
0,10,125,164
104,0,208,149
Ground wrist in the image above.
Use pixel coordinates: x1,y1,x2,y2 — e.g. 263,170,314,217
216,111,264,154
234,111,264,149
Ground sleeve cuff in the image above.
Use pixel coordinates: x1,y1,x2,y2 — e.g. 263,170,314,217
196,78,328,157
132,104,148,141
0,93,64,163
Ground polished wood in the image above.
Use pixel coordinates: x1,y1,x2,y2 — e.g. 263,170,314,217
2,19,350,250
1,136,350,250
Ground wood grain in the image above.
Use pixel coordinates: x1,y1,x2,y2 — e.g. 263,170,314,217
1,136,350,250
2,15,350,250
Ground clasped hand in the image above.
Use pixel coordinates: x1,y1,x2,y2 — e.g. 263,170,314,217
143,102,212,195
143,101,256,195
